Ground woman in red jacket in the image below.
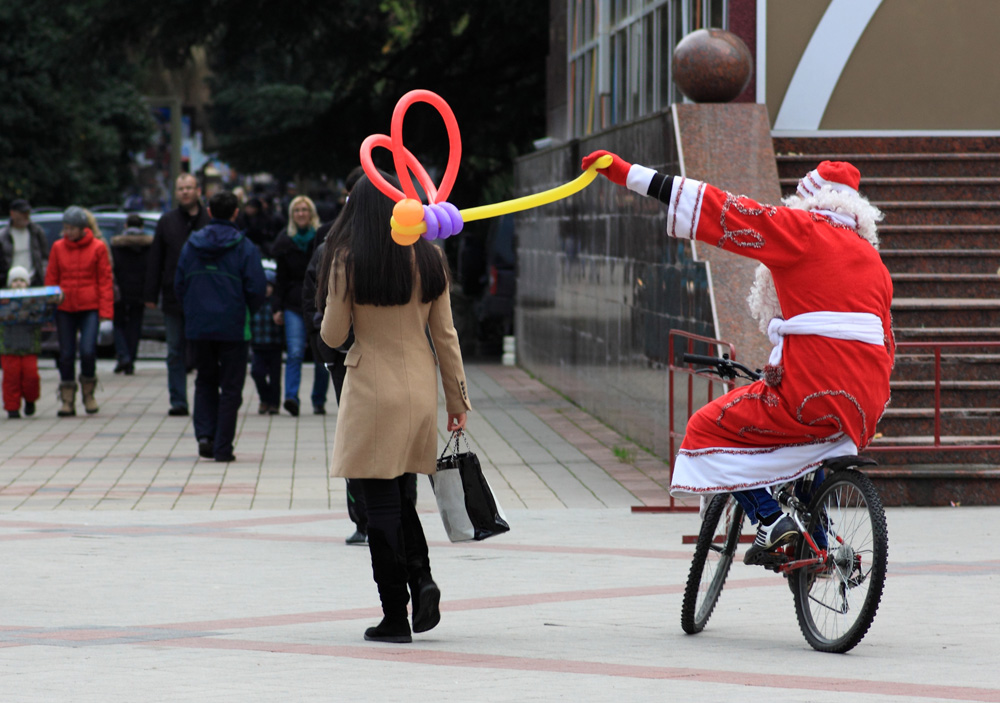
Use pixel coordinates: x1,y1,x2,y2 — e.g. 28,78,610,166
45,206,114,416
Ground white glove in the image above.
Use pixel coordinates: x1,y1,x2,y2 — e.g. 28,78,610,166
99,319,113,337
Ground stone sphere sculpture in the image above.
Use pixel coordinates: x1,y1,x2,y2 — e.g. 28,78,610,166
672,28,753,103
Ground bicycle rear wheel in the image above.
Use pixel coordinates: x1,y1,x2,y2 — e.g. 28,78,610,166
791,469,888,653
681,494,744,634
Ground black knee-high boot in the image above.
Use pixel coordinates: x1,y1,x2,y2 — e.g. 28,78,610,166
364,526,412,643
401,491,440,633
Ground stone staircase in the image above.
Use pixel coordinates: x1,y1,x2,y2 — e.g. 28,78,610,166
773,137,1000,504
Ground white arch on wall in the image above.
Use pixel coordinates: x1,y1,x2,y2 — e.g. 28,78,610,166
772,0,884,131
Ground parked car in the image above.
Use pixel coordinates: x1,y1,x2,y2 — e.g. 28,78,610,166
1,210,165,355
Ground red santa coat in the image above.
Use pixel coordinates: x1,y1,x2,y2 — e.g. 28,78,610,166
660,177,894,495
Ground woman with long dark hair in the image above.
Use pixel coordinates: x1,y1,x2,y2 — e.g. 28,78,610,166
320,175,470,643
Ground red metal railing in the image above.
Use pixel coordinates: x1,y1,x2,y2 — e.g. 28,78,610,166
867,340,1000,453
632,330,738,513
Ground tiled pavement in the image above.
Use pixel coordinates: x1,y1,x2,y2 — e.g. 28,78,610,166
1,358,998,702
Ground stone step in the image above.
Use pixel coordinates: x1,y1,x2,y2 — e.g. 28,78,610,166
781,176,1000,201
893,352,1000,381
890,379,1000,409
891,273,1000,298
875,201,1000,226
861,463,1000,506
880,249,1000,274
894,326,1000,345
879,407,1000,437
891,297,1000,328
879,224,1000,251
775,150,1000,178
866,437,1000,467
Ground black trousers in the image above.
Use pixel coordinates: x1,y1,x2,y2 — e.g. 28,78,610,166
250,346,282,407
358,475,431,602
191,339,248,459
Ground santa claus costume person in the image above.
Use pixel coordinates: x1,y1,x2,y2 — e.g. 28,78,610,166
581,151,894,564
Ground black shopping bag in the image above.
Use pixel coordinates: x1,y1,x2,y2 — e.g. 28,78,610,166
431,430,510,542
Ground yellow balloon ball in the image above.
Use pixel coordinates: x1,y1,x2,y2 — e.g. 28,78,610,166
393,199,424,228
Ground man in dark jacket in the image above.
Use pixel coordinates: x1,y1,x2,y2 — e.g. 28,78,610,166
1,199,49,287
145,173,210,416
175,190,266,463
111,213,153,375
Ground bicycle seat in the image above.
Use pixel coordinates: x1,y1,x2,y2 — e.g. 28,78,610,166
822,455,878,472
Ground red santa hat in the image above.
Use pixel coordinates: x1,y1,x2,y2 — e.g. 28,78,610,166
796,160,861,199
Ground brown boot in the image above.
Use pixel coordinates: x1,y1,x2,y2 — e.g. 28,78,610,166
79,376,99,414
57,382,77,417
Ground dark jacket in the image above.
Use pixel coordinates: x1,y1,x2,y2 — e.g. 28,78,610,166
0,222,49,286
302,240,352,356
272,231,315,315
111,227,154,304
173,220,267,342
145,204,210,315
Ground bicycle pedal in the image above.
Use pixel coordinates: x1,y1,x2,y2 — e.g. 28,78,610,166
746,551,789,569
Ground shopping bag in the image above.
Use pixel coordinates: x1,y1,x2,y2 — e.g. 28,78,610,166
431,430,510,542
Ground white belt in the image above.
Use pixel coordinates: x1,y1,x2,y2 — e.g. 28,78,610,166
767,311,884,366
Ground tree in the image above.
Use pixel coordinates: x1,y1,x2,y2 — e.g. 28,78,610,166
95,0,549,207
0,2,154,207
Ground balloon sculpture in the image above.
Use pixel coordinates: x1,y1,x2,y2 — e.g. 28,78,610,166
360,89,612,246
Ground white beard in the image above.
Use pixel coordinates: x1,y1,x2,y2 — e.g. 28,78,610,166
746,188,883,334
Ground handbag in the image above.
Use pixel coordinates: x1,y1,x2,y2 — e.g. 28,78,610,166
431,430,510,542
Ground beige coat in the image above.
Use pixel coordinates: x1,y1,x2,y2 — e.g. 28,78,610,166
320,257,471,479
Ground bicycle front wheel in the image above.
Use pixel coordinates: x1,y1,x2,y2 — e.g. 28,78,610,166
681,494,744,634
791,469,888,653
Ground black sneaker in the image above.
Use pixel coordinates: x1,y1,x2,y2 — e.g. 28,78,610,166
743,514,798,565
214,454,236,463
283,398,300,417
345,530,368,545
313,405,326,415
198,438,214,458
168,406,189,417
23,401,35,417
7,410,20,419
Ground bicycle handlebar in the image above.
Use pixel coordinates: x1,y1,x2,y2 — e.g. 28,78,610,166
681,353,761,382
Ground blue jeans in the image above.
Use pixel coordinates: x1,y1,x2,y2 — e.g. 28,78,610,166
732,487,781,525
163,311,188,410
283,310,328,408
55,310,98,382
191,340,249,459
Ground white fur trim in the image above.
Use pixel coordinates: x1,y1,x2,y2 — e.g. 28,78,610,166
796,169,858,198
626,164,656,195
670,434,858,496
666,177,706,240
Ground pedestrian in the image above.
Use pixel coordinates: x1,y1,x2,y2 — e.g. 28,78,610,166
319,175,471,643
582,151,893,563
250,268,283,415
44,206,115,416
1,199,49,287
305,165,372,545
0,266,42,418
145,173,210,417
272,194,327,416
111,213,152,375
174,190,266,463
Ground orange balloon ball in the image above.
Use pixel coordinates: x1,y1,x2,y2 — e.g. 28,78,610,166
393,199,424,228
391,229,421,246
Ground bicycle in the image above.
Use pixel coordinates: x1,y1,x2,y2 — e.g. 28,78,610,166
677,353,889,654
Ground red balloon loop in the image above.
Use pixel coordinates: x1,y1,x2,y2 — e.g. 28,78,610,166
390,90,461,204
360,134,438,203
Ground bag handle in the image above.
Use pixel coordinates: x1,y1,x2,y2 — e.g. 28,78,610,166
438,429,466,460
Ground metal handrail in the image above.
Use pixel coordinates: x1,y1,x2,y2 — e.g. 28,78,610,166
646,330,738,513
867,340,1000,453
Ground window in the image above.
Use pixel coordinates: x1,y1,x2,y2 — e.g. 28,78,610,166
567,0,728,137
